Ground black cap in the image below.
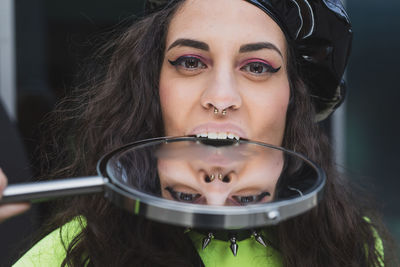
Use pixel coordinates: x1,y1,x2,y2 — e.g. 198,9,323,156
145,0,352,121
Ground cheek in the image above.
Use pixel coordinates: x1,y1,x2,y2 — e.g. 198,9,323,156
247,80,290,144
159,68,200,135
159,77,180,133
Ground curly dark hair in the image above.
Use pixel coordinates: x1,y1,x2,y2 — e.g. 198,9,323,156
32,1,396,266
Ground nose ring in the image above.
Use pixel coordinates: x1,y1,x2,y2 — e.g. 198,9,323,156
209,174,215,182
205,173,230,183
205,174,216,183
213,107,227,116
218,173,230,183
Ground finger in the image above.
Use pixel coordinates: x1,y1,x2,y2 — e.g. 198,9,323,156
0,203,31,223
0,168,8,193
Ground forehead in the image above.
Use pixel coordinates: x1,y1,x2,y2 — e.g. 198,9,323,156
166,0,286,53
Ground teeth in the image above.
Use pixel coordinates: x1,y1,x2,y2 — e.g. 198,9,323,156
208,132,218,139
218,132,227,139
195,132,240,140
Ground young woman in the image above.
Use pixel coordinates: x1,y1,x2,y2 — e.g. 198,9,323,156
11,0,394,266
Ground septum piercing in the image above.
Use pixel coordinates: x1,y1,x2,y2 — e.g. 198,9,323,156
213,107,227,115
205,174,215,183
209,174,215,182
206,173,229,183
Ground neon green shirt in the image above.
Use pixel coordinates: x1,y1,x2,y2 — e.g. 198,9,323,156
13,218,282,267
13,218,383,267
13,218,84,267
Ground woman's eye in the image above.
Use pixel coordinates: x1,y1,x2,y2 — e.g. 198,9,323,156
241,62,280,75
165,187,201,203
168,56,207,71
233,195,256,204
232,191,270,205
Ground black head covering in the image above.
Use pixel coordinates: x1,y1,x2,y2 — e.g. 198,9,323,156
145,0,352,121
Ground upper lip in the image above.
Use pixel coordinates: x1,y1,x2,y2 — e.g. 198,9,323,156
188,122,248,139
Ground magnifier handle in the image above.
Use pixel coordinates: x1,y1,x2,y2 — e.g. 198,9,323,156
0,176,106,204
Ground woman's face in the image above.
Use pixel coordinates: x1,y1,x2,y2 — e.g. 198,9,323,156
160,0,290,145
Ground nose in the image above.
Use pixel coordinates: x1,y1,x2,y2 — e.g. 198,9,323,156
200,68,242,113
201,170,234,206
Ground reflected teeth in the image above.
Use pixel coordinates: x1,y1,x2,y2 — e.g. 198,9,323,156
196,132,240,140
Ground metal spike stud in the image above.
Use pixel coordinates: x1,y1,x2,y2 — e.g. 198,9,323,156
202,232,214,250
230,236,238,256
252,231,267,247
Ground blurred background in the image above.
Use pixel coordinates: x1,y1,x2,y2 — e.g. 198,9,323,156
0,0,399,265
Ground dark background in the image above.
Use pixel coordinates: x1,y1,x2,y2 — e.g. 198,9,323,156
1,0,399,265
346,0,400,244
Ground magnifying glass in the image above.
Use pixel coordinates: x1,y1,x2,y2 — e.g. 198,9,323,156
1,136,325,231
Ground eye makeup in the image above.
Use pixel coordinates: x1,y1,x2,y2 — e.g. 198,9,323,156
168,55,208,71
231,191,271,205
239,58,281,74
165,186,271,206
165,186,202,203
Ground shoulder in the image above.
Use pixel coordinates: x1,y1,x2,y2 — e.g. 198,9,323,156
364,217,385,266
13,217,85,267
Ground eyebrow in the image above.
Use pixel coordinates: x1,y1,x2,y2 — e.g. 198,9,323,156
167,39,283,59
239,42,283,58
167,38,210,51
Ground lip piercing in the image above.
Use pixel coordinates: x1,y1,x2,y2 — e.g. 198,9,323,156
222,109,227,115
214,107,219,114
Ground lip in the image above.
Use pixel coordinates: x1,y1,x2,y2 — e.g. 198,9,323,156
188,122,248,139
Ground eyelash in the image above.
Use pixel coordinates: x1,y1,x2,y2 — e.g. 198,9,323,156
165,186,270,205
165,187,201,203
168,56,281,76
240,61,281,75
231,191,270,205
168,56,207,72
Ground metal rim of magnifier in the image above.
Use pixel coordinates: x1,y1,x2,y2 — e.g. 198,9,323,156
98,136,326,229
